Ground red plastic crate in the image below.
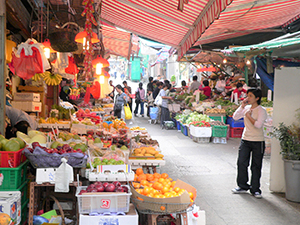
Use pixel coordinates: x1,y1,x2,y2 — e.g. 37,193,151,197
230,127,244,138
0,147,26,168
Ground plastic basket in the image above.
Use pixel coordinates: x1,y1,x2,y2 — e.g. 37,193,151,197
0,147,26,168
176,121,181,131
230,127,244,138
0,160,28,190
76,185,131,214
212,125,228,137
180,124,188,136
226,117,244,128
21,199,29,225
209,116,226,123
189,126,212,138
192,137,210,144
211,137,227,144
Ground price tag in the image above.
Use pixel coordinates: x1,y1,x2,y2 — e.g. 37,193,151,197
267,90,272,101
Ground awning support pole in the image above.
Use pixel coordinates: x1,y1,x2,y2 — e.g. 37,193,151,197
0,0,6,135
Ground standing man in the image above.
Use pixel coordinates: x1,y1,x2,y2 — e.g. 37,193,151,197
108,80,115,101
153,82,163,100
147,77,154,93
188,75,201,93
123,81,132,112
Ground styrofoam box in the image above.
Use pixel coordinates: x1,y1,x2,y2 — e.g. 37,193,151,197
212,137,227,144
14,92,40,102
11,101,42,112
79,204,138,225
36,168,74,184
0,191,21,224
190,126,212,138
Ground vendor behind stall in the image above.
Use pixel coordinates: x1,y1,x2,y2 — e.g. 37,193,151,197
5,105,38,138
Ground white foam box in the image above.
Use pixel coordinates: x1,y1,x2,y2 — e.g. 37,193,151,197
0,191,21,225
36,168,74,184
79,203,138,225
11,101,42,112
14,92,40,102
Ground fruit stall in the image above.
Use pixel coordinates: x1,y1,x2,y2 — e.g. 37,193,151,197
0,111,207,225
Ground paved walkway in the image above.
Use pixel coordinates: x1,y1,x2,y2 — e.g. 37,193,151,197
131,116,300,225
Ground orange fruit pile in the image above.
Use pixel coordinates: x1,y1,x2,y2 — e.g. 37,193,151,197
133,168,194,202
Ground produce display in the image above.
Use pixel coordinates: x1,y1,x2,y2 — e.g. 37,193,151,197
23,142,87,168
205,108,226,114
0,134,25,151
131,147,164,159
78,181,129,194
74,108,102,124
17,130,46,144
138,138,159,146
132,169,194,203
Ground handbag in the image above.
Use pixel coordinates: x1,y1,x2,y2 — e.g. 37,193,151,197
124,104,132,120
114,103,123,112
154,94,163,106
135,90,141,104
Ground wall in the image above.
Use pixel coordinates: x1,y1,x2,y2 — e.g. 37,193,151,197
270,67,300,192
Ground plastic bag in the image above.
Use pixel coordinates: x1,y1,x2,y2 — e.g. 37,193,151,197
124,104,132,120
10,48,43,80
154,95,163,106
55,158,74,192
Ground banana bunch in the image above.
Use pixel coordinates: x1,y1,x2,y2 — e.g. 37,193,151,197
32,73,42,82
42,72,62,86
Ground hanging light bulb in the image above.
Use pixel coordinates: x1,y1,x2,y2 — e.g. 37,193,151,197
99,75,105,84
96,63,103,75
75,31,100,44
246,59,251,65
223,58,227,64
44,47,50,59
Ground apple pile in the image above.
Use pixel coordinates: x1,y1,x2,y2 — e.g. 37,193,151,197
27,142,85,154
78,181,129,194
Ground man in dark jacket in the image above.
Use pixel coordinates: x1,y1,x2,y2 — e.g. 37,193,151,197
153,82,163,99
147,77,154,93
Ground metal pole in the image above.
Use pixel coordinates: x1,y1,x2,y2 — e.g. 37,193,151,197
0,0,6,136
244,65,249,85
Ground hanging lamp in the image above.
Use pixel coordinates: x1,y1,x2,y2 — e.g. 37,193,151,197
42,39,56,59
75,31,100,44
92,55,110,75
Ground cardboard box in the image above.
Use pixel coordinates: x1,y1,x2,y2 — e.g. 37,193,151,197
14,92,40,102
79,203,138,225
11,101,42,112
130,179,197,214
0,191,21,225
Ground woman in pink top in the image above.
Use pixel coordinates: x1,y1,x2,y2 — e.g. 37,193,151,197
231,88,267,199
134,82,146,117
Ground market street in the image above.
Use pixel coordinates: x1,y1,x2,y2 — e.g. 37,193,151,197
131,116,300,225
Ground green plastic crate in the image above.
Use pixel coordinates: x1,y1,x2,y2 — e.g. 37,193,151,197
1,180,29,205
21,199,29,225
0,160,28,190
209,116,226,123
212,125,228,137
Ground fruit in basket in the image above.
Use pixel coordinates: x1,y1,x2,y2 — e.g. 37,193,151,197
51,141,60,149
95,184,105,192
11,137,25,149
94,137,102,144
0,135,5,141
103,182,109,188
115,186,124,192
105,184,116,192
3,139,20,152
113,181,121,187
0,138,8,148
74,143,88,153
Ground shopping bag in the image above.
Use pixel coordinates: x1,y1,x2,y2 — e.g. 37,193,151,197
124,104,132,120
154,95,163,106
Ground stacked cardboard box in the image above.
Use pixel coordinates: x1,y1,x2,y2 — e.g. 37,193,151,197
11,92,42,112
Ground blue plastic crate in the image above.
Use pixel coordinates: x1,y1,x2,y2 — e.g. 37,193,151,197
226,117,245,128
180,123,188,136
176,121,181,130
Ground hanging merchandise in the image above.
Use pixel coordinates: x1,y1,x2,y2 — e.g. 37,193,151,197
84,83,91,104
69,87,80,100
52,53,76,79
9,39,51,80
90,81,101,99
65,56,79,75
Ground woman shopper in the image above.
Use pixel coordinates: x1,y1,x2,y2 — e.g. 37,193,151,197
134,82,146,117
158,84,173,127
113,85,127,119
231,88,267,199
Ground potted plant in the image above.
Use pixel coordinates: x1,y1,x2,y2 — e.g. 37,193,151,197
272,109,300,202
170,75,176,85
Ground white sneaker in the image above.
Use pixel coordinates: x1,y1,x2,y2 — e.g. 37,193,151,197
252,192,262,199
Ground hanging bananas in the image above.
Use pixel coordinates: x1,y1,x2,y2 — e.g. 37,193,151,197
32,73,42,82
41,71,62,86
